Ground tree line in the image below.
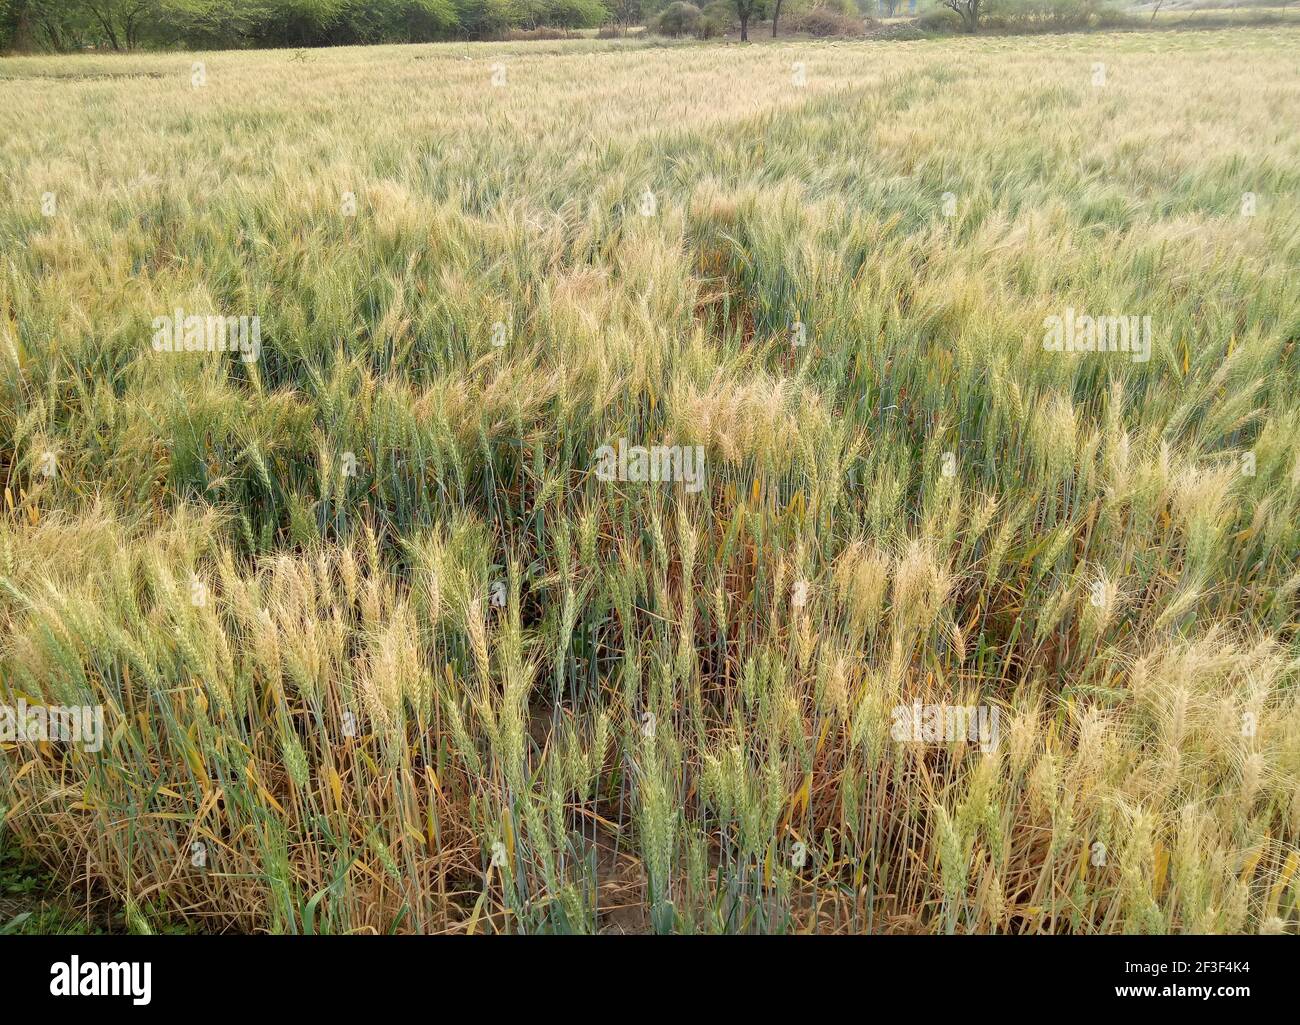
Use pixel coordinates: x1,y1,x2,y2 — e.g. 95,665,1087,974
0,0,629,51
0,0,1168,54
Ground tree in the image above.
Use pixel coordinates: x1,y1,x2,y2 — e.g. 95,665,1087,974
940,0,981,32
654,0,699,33
609,0,641,24
542,0,609,27
1,0,91,51
770,0,780,34
79,0,156,49
734,0,761,39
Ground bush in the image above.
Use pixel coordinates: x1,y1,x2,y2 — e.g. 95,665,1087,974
786,6,867,36
866,18,925,37
916,6,961,31
695,0,733,37
499,25,581,38
540,0,611,28
918,0,1133,34
985,0,1096,29
654,0,701,35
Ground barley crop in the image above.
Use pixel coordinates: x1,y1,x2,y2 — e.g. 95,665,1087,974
1,26,1298,934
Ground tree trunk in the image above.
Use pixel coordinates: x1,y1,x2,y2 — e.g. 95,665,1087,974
772,0,783,36
87,4,123,50
740,13,749,40
12,5,35,51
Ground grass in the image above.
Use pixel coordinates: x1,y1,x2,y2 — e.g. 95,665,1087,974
1,26,1298,934
0,829,93,934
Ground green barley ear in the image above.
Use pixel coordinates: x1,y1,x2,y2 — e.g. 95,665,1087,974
279,714,310,790
124,900,154,936
588,711,611,798
933,804,969,931
578,506,598,568
443,686,482,776
850,676,888,768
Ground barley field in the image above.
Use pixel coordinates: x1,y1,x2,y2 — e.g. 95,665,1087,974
1,26,1298,935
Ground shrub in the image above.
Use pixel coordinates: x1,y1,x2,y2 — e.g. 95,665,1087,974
500,25,581,39
919,0,1134,34
867,18,926,37
654,0,701,35
916,6,961,30
541,0,611,28
695,0,734,36
785,6,867,35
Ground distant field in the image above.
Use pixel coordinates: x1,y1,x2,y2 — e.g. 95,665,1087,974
1,27,1298,934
